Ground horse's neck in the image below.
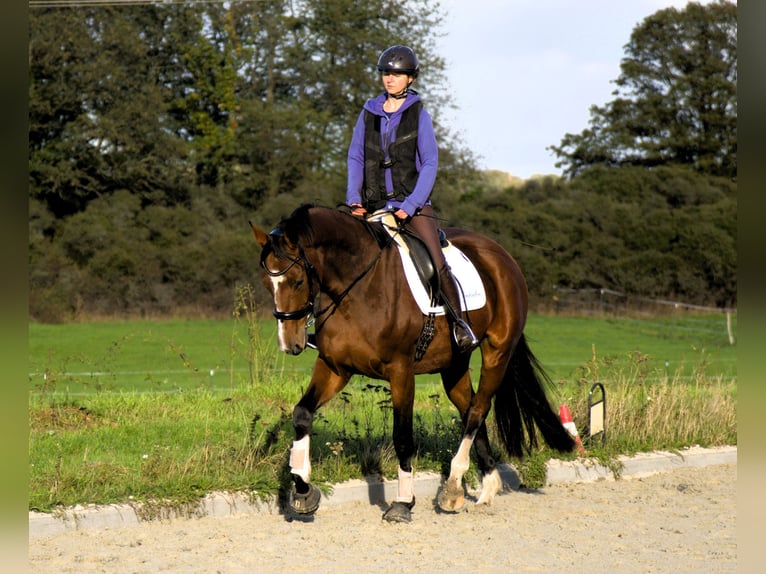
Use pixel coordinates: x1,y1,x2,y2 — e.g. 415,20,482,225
309,220,388,296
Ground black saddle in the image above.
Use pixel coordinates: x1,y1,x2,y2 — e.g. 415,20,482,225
398,228,449,300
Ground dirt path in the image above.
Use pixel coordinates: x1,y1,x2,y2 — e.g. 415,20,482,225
29,463,735,573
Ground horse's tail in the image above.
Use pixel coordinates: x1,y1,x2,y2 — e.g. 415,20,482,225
494,334,575,458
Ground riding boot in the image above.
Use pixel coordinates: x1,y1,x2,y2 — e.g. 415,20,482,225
438,266,479,353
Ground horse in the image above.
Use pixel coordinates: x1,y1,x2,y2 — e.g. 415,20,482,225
250,204,574,523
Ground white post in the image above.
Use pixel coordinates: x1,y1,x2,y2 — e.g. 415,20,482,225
726,311,735,345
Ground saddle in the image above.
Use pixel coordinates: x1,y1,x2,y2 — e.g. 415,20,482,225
369,211,486,316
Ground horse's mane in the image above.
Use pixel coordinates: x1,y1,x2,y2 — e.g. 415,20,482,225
274,204,390,253
276,203,316,246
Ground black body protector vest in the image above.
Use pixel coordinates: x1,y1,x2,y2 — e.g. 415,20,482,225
362,101,423,212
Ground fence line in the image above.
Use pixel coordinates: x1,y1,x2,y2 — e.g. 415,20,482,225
551,286,736,345
552,286,736,314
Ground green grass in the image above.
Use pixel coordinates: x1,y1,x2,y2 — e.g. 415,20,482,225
29,312,736,395
29,376,463,513
29,318,282,395
29,311,737,513
30,387,292,513
524,312,737,384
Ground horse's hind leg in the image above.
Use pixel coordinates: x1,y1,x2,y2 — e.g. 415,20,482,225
438,359,504,511
438,426,474,512
438,363,476,511
473,423,503,506
436,422,500,511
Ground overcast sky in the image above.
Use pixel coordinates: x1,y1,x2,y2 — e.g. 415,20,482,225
435,0,731,179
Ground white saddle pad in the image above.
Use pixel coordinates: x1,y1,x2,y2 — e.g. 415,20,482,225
369,211,487,316
397,241,487,315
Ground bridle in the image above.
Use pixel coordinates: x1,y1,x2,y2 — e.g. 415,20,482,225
260,240,317,322
260,225,386,329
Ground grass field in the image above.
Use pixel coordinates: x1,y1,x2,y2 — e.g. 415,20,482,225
29,312,737,396
28,311,737,513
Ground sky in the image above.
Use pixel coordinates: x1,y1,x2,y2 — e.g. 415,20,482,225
435,0,730,179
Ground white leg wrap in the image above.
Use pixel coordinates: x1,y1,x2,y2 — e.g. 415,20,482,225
395,467,415,503
450,436,473,480
289,435,311,482
476,468,502,505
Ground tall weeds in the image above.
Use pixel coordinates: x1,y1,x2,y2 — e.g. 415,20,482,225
556,345,737,456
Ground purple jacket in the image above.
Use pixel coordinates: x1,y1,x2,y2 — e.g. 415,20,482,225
346,92,438,217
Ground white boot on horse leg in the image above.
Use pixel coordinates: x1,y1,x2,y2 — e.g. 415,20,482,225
383,466,416,523
288,435,321,515
437,435,474,512
476,468,502,506
290,435,311,482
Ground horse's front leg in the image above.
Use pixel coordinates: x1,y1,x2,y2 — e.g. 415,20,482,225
382,371,417,523
287,360,349,516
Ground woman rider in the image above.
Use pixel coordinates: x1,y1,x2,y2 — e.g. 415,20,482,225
346,45,478,353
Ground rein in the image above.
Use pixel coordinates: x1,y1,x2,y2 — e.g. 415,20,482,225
312,245,384,330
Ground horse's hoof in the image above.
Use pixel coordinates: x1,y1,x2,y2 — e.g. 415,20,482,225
382,499,415,523
289,483,321,515
437,482,466,513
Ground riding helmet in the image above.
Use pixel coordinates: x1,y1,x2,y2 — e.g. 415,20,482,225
377,45,419,78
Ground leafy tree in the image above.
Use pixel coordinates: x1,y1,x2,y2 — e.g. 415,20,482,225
29,6,195,218
28,1,736,319
164,3,242,187
454,164,736,308
550,0,736,178
29,7,108,217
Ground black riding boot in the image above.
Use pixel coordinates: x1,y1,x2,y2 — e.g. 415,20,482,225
438,266,479,353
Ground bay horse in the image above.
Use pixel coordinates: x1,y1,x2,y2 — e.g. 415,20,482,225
251,204,574,522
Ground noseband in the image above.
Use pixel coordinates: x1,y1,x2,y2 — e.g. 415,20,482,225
260,243,316,322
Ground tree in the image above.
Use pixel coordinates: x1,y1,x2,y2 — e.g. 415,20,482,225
29,6,196,218
28,0,466,320
165,3,243,188
28,7,109,217
550,0,736,179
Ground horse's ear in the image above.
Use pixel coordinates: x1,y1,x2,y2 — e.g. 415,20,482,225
249,221,270,248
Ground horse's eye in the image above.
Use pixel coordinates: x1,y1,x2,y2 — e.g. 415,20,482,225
294,279,304,289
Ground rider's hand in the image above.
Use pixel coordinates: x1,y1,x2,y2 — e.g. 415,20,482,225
350,203,367,218
394,209,408,221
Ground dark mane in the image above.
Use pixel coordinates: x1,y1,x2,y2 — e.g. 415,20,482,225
263,203,315,261
276,203,391,251
277,203,315,246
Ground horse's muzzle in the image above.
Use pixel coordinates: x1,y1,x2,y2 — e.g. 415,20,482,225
285,343,305,356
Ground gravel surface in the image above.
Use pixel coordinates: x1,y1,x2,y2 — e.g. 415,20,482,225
29,462,736,573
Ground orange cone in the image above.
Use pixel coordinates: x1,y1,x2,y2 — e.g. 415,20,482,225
559,404,585,454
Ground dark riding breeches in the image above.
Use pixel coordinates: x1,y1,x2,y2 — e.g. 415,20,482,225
402,205,447,272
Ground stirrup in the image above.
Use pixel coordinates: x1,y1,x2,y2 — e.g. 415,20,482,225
453,319,479,353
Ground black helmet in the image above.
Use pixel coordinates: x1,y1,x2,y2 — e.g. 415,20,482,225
377,45,419,78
